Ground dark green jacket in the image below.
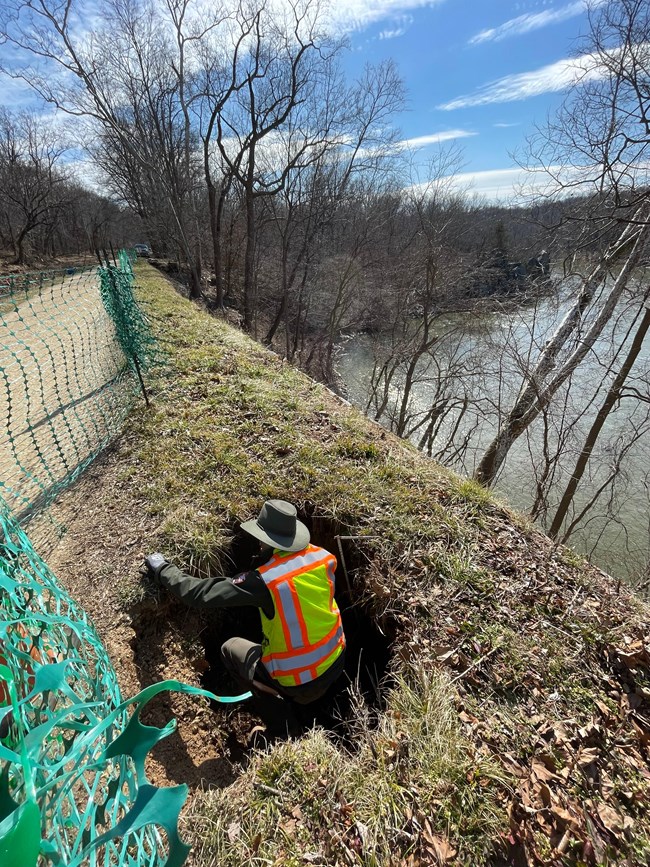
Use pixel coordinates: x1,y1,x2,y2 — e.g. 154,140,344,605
158,564,275,618
158,555,346,701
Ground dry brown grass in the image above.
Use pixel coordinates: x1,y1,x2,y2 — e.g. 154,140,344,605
39,263,650,865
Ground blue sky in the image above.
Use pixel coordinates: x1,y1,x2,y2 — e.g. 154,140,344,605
0,0,599,201
339,0,599,200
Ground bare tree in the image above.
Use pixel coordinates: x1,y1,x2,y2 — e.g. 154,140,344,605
549,297,650,539
0,108,72,264
193,1,261,308
474,0,650,486
361,152,488,451
0,0,204,296
474,214,649,485
261,58,405,350
212,0,350,331
531,0,650,215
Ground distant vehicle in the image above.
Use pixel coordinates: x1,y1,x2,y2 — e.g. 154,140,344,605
134,244,152,258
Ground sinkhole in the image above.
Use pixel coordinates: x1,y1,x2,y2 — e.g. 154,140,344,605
198,512,396,745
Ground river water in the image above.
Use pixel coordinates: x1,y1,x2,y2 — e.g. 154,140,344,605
338,287,650,583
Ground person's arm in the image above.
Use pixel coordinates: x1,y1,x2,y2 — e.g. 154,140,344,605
144,554,274,615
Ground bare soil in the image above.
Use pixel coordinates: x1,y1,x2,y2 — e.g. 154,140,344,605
31,448,259,792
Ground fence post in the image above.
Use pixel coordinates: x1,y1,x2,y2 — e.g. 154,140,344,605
97,250,152,407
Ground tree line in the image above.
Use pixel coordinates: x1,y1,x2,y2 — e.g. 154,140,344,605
0,0,553,309
0,108,139,264
1,0,649,580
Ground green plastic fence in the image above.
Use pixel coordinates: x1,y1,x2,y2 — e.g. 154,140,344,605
0,504,212,867
0,505,252,865
0,253,250,864
0,253,158,524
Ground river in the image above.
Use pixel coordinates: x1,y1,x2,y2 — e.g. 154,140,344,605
337,287,650,583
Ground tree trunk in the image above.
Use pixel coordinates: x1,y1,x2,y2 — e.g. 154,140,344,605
208,181,219,305
243,185,256,331
14,227,28,265
474,218,649,486
188,260,202,300
265,244,289,345
208,182,225,309
266,292,287,346
289,268,309,361
548,303,650,539
168,200,202,300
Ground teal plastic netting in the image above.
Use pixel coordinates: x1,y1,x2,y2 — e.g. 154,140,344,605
0,505,217,866
0,252,251,865
0,253,158,524
99,253,158,379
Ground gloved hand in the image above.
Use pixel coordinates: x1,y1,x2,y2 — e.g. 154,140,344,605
142,553,169,582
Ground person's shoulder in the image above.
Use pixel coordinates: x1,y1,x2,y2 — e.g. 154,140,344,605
230,569,263,587
313,544,335,557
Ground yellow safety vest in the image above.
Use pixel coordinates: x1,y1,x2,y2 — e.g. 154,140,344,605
258,544,345,687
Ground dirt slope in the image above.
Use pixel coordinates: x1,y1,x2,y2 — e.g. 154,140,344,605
35,263,650,866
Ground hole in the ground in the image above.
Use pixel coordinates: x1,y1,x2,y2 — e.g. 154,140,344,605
197,511,397,749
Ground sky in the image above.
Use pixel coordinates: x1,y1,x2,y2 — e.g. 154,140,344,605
336,0,601,201
0,0,601,202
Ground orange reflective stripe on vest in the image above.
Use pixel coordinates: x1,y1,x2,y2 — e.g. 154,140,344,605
258,544,345,687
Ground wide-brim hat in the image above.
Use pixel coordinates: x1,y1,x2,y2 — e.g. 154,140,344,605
240,500,310,553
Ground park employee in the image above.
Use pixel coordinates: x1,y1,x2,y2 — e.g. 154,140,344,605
144,500,346,705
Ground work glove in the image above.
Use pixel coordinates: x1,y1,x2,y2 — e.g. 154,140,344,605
142,552,169,583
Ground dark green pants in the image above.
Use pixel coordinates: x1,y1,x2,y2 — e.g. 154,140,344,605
220,637,345,705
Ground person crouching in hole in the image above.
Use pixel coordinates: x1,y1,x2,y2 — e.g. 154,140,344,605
143,500,346,732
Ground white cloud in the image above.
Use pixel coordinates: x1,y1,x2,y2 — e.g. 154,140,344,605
378,12,413,39
447,166,559,201
399,129,477,148
493,122,521,128
405,167,523,203
379,26,406,38
468,1,601,46
438,52,606,110
0,75,42,110
326,0,443,33
439,160,645,203
331,129,475,168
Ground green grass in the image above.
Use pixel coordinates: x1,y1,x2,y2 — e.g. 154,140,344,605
185,670,509,866
113,263,650,866
124,265,467,590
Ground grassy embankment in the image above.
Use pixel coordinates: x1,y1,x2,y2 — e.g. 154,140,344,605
108,263,650,865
